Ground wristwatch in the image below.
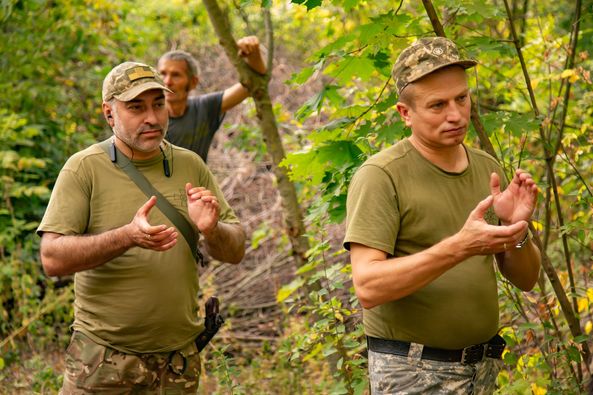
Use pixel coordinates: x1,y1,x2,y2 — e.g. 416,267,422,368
515,232,530,249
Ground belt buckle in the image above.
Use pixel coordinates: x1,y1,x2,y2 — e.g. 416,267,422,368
460,344,486,365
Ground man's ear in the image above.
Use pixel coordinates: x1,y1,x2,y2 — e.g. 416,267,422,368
102,102,115,127
188,76,199,91
395,102,413,128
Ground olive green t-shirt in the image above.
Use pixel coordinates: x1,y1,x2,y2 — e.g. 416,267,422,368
344,138,504,349
37,140,239,353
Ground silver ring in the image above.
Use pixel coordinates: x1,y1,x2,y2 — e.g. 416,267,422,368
146,234,151,240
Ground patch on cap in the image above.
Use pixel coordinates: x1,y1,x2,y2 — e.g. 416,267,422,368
392,37,477,94
127,66,156,81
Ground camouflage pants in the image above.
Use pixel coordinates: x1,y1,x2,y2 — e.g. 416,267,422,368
59,331,201,395
368,347,503,395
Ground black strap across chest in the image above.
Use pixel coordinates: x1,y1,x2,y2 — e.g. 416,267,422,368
98,139,204,266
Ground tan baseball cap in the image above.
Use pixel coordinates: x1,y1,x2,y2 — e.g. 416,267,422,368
102,61,172,102
392,37,477,94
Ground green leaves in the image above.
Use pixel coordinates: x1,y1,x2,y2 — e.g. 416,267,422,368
283,140,363,184
481,111,541,138
460,36,515,61
295,84,344,121
291,0,323,10
277,277,305,303
441,0,503,23
326,55,377,84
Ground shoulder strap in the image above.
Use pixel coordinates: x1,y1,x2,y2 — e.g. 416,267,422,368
98,139,204,266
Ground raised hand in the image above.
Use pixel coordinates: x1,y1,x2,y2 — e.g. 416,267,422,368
490,170,538,225
456,195,529,257
129,196,178,251
186,183,220,236
237,36,267,75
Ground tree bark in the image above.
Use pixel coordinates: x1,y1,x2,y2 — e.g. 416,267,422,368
202,0,309,266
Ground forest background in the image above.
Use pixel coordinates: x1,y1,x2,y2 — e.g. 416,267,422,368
1,0,592,394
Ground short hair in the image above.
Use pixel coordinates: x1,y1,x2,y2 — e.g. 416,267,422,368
398,84,416,108
158,50,201,80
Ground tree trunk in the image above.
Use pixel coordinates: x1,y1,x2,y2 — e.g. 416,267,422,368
201,0,309,267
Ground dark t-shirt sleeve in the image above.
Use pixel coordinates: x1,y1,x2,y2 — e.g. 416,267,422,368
166,91,225,162
198,91,225,134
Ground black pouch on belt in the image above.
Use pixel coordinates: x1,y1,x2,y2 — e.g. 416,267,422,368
195,296,225,352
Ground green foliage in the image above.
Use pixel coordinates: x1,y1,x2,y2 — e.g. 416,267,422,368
277,222,367,394
283,0,593,393
0,109,63,348
204,345,246,395
291,0,322,11
25,355,63,392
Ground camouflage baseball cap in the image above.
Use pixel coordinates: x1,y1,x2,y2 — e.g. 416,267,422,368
102,61,172,102
392,37,477,94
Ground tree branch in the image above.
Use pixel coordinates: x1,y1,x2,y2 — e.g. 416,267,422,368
551,0,582,166
263,7,274,73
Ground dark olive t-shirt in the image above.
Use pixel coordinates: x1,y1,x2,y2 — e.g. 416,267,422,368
166,92,224,162
344,138,505,349
37,141,239,353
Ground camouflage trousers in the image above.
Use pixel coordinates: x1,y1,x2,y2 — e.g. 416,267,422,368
368,347,503,395
59,331,201,395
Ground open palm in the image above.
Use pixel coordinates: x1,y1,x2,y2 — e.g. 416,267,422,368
490,170,538,225
186,183,219,235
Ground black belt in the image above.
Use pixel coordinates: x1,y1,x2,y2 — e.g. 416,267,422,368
367,334,506,365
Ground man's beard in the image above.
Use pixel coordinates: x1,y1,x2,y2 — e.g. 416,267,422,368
112,119,168,154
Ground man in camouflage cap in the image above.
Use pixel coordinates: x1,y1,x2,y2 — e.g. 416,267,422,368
392,36,477,94
344,37,541,394
38,61,246,393
102,61,174,102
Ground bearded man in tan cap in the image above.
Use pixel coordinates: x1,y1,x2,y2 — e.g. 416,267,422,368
37,61,246,393
344,37,541,394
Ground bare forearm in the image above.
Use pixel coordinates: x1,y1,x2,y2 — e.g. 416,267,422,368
352,236,466,309
40,227,133,276
202,222,246,264
496,239,541,291
221,83,250,112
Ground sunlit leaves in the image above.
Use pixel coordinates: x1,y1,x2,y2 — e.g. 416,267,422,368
481,112,541,138
441,0,503,23
282,1,593,394
277,277,306,302
291,0,322,11
282,140,363,185
460,36,514,62
560,69,580,83
295,84,343,120
325,55,377,84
